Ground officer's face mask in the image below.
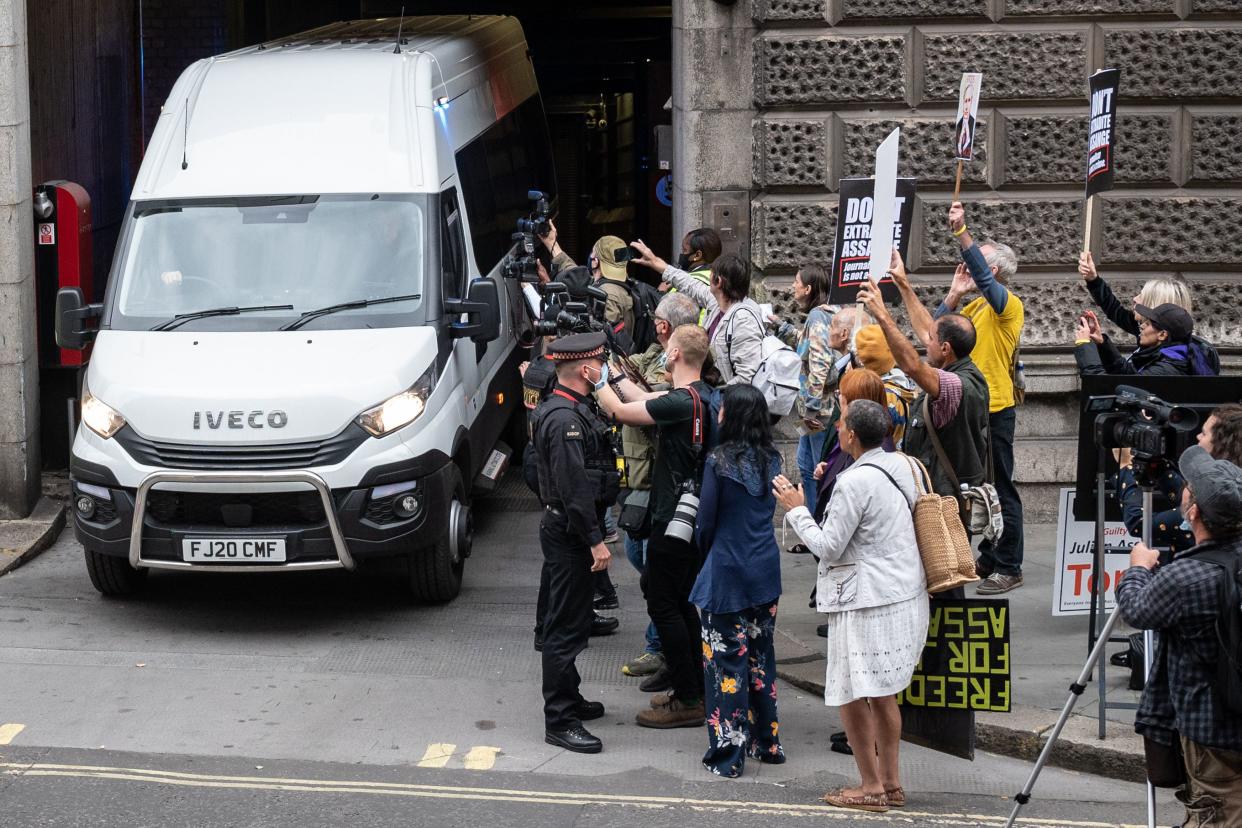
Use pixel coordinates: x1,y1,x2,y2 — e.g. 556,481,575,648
588,362,609,392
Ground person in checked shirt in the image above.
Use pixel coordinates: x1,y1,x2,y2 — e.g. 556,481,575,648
1117,445,1242,826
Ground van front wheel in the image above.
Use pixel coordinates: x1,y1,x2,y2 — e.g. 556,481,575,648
84,548,147,597
408,467,469,602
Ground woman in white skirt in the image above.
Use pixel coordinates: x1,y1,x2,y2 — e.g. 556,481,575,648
773,399,928,814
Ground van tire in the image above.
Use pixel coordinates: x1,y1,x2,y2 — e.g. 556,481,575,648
84,548,147,597
409,466,468,602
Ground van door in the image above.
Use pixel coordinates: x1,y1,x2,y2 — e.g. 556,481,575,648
440,186,483,426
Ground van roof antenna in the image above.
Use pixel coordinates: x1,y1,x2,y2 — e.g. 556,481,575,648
392,6,405,54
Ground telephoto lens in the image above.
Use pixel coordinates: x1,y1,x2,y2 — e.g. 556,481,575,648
664,484,700,543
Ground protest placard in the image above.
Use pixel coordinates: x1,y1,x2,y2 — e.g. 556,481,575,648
897,598,1011,713
1082,68,1120,250
1052,487,1135,616
954,73,982,164
827,177,916,305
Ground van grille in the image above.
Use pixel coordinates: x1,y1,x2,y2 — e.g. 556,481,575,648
114,424,368,471
147,490,326,527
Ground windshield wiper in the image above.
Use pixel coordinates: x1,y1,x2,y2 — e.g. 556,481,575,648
151,304,295,332
279,294,421,331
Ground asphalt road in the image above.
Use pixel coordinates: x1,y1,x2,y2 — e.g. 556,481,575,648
0,478,1178,826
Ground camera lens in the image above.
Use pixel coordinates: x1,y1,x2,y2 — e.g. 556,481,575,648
664,492,700,543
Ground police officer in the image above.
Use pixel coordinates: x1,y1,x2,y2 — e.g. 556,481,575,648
531,332,619,754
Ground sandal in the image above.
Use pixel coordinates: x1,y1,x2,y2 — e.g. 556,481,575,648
885,787,906,807
821,789,889,813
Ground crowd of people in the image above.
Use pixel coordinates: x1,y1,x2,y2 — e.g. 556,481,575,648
522,200,1239,820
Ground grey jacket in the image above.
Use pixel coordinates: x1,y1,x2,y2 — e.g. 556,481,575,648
661,265,764,385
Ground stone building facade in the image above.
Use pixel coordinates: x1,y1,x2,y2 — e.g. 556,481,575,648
675,0,1242,518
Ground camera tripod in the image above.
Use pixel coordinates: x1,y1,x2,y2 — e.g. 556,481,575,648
1004,483,1159,828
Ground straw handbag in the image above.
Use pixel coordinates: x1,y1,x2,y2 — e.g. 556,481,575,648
903,454,980,593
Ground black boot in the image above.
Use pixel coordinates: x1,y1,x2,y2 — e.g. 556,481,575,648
545,725,602,754
590,613,619,636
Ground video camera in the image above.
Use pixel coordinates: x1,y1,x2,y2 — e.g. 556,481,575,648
531,281,609,338
502,190,553,282
1087,385,1200,471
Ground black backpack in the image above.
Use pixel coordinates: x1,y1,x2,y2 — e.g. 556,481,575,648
600,277,661,353
1189,545,1242,715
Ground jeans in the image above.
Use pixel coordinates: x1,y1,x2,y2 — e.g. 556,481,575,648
796,431,828,517
977,407,1024,577
625,531,661,654
642,525,703,702
539,510,593,729
700,602,784,777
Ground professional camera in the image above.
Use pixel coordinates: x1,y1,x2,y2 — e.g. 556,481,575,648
502,190,553,282
665,478,701,543
531,281,610,338
1087,385,1200,465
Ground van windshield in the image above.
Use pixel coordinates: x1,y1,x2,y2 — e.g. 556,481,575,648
110,194,430,331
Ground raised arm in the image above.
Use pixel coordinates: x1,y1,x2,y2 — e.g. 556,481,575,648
858,279,941,400
596,380,658,425
948,202,1010,315
630,239,718,312
888,249,935,350
1079,252,1140,339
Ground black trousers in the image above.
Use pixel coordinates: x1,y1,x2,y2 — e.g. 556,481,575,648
535,506,606,638
540,510,594,730
642,524,703,703
978,406,1025,576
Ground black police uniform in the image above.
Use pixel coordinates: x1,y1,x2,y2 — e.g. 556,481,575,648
530,333,620,737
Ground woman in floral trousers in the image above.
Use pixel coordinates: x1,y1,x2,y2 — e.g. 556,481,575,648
689,384,785,777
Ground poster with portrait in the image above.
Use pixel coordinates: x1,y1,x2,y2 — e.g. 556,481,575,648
827,177,917,305
954,73,983,162
1084,68,1121,199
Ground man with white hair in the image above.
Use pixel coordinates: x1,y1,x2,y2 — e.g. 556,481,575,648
936,201,1026,595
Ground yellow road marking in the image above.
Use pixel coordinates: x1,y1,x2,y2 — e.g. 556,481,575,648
416,743,456,769
0,761,1144,827
0,724,24,745
462,746,500,771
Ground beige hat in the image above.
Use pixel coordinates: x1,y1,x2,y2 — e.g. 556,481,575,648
592,236,629,282
855,324,896,375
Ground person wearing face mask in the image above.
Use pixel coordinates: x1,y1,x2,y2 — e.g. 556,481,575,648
1075,302,1214,377
530,332,620,754
666,229,721,324
630,241,765,388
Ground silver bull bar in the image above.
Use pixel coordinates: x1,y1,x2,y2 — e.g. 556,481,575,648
128,469,357,573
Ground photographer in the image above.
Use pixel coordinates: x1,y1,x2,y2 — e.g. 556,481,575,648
1075,302,1217,377
597,325,713,729
630,243,764,386
590,236,635,337
1118,405,1242,554
617,292,701,683
1116,445,1242,825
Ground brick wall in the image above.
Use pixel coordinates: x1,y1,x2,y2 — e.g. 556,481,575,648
749,3,1242,350
733,0,1242,516
140,0,229,143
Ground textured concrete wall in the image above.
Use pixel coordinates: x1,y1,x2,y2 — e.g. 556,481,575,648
0,0,40,518
734,0,1242,518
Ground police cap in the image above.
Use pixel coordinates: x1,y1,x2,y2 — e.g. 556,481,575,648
548,332,607,361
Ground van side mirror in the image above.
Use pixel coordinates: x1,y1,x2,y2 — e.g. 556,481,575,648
446,278,500,343
55,287,103,350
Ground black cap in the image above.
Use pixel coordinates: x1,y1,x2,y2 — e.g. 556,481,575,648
1179,445,1242,527
1135,303,1193,342
547,331,607,361
556,266,594,299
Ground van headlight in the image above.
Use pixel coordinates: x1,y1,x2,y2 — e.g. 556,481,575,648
81,380,126,439
357,364,437,438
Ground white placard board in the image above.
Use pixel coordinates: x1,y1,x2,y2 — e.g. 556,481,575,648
867,128,900,285
1052,487,1136,616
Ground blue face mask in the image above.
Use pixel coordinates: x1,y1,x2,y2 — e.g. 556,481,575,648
591,363,609,392
1179,516,1192,534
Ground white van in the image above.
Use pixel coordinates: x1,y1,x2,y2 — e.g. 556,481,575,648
55,16,552,601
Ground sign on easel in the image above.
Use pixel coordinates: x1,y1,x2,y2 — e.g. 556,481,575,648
1052,487,1136,616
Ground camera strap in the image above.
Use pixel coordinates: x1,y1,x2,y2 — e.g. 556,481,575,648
685,385,705,448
